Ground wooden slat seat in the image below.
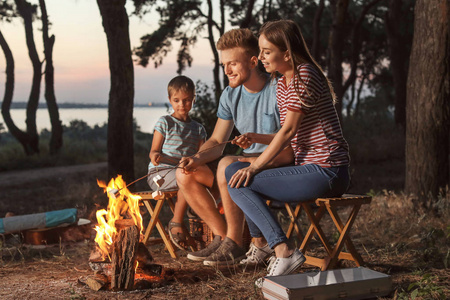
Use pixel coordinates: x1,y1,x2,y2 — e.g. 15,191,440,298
134,190,179,259
269,194,371,271
300,194,371,270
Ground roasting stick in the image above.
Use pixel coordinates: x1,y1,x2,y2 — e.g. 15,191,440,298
108,139,234,198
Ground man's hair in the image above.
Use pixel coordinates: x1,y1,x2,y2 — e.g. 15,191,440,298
216,28,259,58
167,75,195,98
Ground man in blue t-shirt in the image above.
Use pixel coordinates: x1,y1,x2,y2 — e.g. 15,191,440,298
176,28,291,266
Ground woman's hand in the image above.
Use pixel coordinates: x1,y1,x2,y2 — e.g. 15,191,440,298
228,157,260,188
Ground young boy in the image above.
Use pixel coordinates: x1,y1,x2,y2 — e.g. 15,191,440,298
147,75,206,250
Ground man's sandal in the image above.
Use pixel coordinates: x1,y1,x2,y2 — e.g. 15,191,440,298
168,221,195,251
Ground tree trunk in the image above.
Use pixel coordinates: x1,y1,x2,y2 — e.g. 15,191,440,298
312,0,325,59
239,0,256,29
97,0,135,183
327,0,382,121
0,31,33,151
327,0,349,121
206,0,222,104
405,0,450,209
12,0,41,155
385,0,409,130
39,0,63,154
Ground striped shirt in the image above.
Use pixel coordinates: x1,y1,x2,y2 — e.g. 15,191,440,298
277,63,349,167
148,115,207,170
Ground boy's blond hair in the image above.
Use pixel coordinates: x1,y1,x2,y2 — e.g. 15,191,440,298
216,28,259,58
167,75,195,98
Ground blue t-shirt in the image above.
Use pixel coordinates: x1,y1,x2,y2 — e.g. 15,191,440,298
148,115,207,170
217,76,280,153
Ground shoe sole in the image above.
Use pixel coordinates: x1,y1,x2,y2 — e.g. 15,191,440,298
283,255,306,275
203,254,247,266
255,254,306,289
187,254,207,262
240,252,275,266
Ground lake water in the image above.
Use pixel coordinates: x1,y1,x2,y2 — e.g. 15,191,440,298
6,106,171,134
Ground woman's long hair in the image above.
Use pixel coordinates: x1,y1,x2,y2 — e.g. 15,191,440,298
259,20,337,104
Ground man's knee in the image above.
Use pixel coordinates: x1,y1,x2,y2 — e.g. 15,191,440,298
225,161,250,181
175,168,191,187
217,156,239,185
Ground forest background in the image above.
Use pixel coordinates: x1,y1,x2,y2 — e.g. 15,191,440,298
0,1,448,299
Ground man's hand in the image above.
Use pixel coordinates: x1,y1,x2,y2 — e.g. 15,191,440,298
232,133,254,149
178,156,198,174
228,157,260,188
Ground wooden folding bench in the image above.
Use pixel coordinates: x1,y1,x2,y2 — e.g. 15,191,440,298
134,190,179,259
269,194,371,270
298,194,371,270
266,200,305,242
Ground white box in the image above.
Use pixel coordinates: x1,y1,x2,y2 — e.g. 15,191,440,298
262,267,392,300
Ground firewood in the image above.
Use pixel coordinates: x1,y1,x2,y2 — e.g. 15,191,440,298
111,224,139,290
140,263,163,276
136,242,153,265
85,273,109,291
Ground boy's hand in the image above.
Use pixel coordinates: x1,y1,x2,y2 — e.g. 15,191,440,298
178,157,198,174
150,152,161,166
232,133,253,149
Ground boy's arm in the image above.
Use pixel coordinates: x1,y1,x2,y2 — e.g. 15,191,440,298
149,130,165,166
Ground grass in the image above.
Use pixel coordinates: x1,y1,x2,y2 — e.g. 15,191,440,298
1,192,448,299
0,113,449,299
0,120,153,172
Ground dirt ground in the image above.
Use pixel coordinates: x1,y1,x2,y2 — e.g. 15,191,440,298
0,163,449,299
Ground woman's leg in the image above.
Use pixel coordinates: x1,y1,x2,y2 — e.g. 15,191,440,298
225,162,349,249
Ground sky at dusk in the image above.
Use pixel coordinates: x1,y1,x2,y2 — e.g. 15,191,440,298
0,0,218,105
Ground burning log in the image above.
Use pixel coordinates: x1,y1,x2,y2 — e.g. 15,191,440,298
86,175,165,291
111,224,139,291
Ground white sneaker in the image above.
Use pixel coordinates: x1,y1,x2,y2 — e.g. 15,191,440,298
240,242,274,265
255,249,306,288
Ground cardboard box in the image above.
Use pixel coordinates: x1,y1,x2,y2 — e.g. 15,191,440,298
262,267,392,300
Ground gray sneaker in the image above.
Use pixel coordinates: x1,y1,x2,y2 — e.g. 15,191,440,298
240,242,274,266
255,249,306,288
203,237,246,266
187,235,222,261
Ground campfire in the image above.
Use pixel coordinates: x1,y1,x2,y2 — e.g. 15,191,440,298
85,175,164,291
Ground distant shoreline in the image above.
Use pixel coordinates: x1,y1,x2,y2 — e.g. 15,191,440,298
2,102,169,109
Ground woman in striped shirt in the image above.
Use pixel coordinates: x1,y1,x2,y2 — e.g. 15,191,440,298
226,20,350,281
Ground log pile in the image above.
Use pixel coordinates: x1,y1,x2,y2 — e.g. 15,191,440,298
83,221,164,291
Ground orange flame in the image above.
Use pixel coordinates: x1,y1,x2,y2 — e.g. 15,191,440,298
94,175,143,259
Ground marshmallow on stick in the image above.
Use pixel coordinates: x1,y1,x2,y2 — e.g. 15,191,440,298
153,174,165,188
152,190,164,200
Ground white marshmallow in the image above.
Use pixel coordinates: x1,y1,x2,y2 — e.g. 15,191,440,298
152,190,164,200
153,175,165,188
108,188,118,199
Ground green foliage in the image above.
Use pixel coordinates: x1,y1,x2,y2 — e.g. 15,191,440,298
396,273,445,300
0,122,4,141
0,120,108,171
0,0,16,22
190,81,217,137
343,95,404,165
132,0,201,74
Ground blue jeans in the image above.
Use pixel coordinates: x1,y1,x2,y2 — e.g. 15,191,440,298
225,162,350,248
